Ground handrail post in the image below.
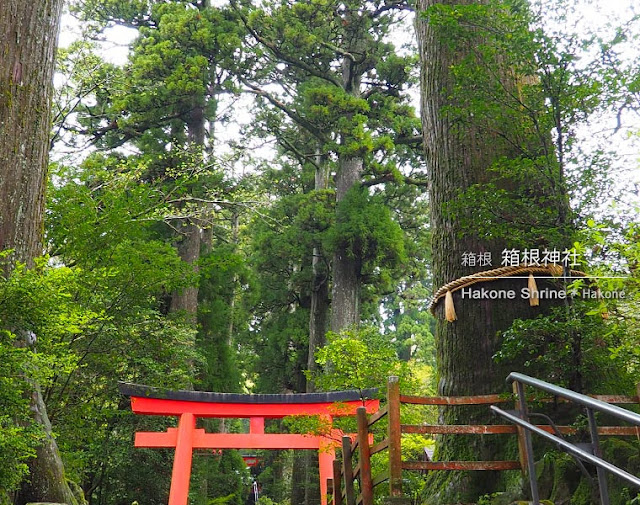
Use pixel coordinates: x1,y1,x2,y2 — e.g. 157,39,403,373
328,478,334,505
333,459,343,505
514,380,540,505
586,407,610,505
513,381,528,473
357,407,374,505
387,376,403,498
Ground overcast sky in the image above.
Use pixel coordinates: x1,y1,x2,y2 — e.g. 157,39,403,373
56,1,640,196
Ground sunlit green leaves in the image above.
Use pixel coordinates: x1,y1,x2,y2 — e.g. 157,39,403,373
310,325,413,393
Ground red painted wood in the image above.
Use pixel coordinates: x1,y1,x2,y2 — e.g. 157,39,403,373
243,456,259,467
319,441,335,505
250,417,265,434
130,396,379,417
168,413,195,505
136,431,326,449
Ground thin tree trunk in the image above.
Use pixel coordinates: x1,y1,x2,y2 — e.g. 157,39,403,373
1,1,77,503
227,211,240,344
170,220,201,318
170,108,205,320
291,453,307,505
307,153,330,390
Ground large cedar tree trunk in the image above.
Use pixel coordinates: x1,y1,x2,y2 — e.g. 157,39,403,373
329,10,366,332
0,1,77,503
415,1,568,502
0,0,60,263
330,157,363,332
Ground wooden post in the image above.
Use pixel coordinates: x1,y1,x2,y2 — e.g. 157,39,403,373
250,417,265,434
357,407,374,505
328,478,334,505
342,436,356,505
387,376,403,498
333,459,343,505
168,412,196,505
514,381,540,505
513,381,528,473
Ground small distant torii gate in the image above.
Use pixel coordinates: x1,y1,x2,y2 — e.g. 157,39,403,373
119,384,379,505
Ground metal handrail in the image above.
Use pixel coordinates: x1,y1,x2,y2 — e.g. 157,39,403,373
507,372,640,426
493,372,640,505
491,406,640,488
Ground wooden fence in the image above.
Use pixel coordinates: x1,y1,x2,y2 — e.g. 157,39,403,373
328,377,640,505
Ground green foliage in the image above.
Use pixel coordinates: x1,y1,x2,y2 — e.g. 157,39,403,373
0,331,41,492
241,183,334,394
282,415,333,438
310,325,413,393
0,261,93,494
496,300,636,394
573,212,640,379
42,152,209,500
326,186,406,276
199,451,250,505
69,1,241,151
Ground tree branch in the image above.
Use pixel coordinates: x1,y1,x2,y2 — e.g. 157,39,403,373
362,173,429,187
241,79,327,141
231,0,342,88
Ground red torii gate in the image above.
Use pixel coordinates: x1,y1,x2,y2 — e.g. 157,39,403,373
119,383,379,505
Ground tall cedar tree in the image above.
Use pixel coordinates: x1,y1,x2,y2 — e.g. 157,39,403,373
0,1,78,503
72,1,242,322
415,0,575,501
235,3,420,501
233,0,422,335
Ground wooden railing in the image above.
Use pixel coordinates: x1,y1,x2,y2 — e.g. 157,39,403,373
328,377,640,505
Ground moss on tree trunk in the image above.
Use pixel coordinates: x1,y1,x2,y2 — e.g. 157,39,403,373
415,0,571,501
0,1,81,503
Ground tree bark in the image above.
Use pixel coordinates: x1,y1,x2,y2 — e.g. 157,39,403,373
307,154,330,389
328,5,370,333
18,385,78,505
169,220,201,319
330,157,363,332
415,1,567,502
169,110,205,321
0,0,61,267
0,1,77,503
